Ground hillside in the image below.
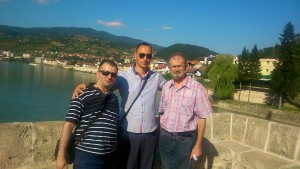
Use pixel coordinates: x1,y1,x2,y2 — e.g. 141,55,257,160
0,25,219,59
0,25,163,50
156,43,218,60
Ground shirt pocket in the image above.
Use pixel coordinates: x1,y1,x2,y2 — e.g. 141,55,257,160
179,99,194,116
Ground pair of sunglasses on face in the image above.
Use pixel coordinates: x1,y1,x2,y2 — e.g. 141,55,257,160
99,70,117,78
139,53,152,60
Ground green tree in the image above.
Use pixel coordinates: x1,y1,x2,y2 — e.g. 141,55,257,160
270,22,300,109
208,55,238,100
247,44,262,102
237,47,250,101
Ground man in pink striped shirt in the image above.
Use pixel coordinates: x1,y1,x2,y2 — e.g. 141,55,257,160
158,53,213,169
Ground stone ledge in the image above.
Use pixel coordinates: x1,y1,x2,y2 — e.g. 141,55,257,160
197,140,300,169
240,150,298,169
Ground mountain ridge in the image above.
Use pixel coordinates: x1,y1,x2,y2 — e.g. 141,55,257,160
0,25,219,59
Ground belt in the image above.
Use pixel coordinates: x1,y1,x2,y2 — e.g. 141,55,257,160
161,128,195,137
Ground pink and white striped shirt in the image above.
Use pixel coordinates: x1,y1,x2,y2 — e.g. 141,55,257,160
158,76,213,132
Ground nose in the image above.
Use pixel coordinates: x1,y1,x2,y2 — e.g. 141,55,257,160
143,56,148,61
107,74,113,79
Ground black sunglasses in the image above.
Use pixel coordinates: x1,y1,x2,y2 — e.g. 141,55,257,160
98,70,117,78
139,53,152,60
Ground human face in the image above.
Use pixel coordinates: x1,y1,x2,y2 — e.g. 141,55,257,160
96,63,118,88
169,56,186,81
135,45,152,70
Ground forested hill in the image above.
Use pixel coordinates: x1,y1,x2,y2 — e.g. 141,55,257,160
156,43,218,60
0,25,219,58
0,25,163,50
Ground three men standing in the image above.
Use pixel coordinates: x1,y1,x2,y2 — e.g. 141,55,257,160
65,44,212,169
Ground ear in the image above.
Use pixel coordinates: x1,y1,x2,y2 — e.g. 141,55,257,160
96,71,100,78
134,52,138,60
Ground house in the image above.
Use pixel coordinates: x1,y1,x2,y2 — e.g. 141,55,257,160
34,57,44,64
187,60,203,69
151,61,169,74
121,63,133,71
22,54,31,58
199,55,216,65
260,58,278,80
43,58,56,65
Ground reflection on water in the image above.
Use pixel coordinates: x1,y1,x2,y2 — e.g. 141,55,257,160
0,62,97,123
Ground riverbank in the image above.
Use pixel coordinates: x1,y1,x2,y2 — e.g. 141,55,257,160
63,65,98,74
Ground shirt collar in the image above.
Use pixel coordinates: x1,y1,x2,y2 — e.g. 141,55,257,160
168,74,191,89
132,62,150,78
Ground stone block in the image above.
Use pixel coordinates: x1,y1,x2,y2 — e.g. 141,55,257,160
219,141,252,169
231,114,248,144
212,113,231,141
32,121,64,163
296,131,300,163
267,123,299,159
244,118,268,150
0,122,33,169
204,115,212,140
241,150,290,169
195,140,232,169
279,164,300,169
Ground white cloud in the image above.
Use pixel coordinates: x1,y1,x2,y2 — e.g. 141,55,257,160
162,26,173,30
97,20,125,28
34,0,59,5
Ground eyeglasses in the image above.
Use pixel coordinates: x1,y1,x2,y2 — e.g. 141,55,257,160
98,70,117,78
139,53,152,60
171,65,185,69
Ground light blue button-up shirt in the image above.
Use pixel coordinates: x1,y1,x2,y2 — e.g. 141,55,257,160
113,67,166,133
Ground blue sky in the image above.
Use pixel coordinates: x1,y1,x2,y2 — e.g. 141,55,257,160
0,0,299,55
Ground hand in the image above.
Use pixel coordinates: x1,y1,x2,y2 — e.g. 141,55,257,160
190,145,202,161
56,156,68,169
72,84,86,99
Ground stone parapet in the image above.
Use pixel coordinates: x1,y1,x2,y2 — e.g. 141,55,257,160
0,113,299,169
215,101,300,127
200,113,300,169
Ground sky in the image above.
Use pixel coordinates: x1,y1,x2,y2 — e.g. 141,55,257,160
0,0,300,55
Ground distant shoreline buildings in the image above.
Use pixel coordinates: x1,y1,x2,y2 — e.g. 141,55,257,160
0,50,277,80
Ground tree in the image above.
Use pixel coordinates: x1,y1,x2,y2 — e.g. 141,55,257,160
237,47,250,101
237,45,261,102
270,22,300,109
247,44,262,102
208,55,238,100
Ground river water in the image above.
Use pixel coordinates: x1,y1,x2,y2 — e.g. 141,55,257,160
0,62,98,123
1,62,230,123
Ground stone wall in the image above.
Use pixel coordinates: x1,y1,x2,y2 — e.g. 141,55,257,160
215,101,300,127
1,113,299,169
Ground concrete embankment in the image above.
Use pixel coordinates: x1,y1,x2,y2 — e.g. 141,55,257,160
1,113,300,169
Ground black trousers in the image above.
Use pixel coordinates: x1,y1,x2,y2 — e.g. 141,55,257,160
116,129,157,169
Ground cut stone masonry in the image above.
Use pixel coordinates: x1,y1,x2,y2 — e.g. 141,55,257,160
0,113,299,169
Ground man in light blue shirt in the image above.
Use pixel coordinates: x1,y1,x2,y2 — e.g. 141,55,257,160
73,43,165,169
